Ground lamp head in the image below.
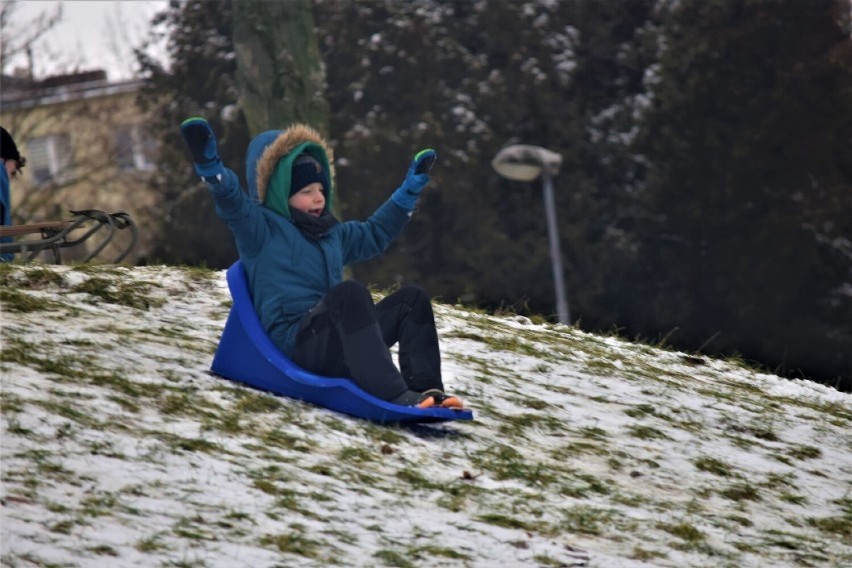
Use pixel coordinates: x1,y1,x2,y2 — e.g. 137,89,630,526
491,144,562,182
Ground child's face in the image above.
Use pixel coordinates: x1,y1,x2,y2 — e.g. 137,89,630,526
288,182,326,217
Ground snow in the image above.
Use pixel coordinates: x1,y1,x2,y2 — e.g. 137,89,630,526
1,263,850,567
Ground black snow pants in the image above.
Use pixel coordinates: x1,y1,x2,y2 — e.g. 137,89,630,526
292,280,444,402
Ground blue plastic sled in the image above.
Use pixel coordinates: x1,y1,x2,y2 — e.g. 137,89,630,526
210,261,474,424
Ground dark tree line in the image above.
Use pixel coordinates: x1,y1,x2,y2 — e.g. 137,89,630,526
626,0,852,389
136,0,245,267
138,0,852,390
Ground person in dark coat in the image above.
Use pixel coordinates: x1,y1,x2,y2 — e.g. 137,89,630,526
180,118,463,409
1,126,26,262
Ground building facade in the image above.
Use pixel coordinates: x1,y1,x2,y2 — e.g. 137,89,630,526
1,70,157,263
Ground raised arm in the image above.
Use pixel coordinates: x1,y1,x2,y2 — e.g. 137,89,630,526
179,118,268,257
342,149,437,264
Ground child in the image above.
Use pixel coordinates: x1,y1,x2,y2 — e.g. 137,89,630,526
180,118,463,409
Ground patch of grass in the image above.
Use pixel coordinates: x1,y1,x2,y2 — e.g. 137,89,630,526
70,276,164,310
780,493,808,505
729,435,757,450
180,265,218,283
472,445,558,487
760,529,812,552
159,392,195,416
1,338,99,383
159,388,219,419
726,514,754,527
234,391,283,413
444,330,487,343
323,527,358,546
365,424,406,445
259,428,312,452
693,456,736,477
172,515,216,541
763,472,796,490
475,513,534,531
806,515,850,537
207,410,243,434
498,412,566,436
585,357,620,375
134,533,169,553
552,440,611,459
435,481,482,512
396,467,441,490
786,445,822,461
86,544,119,556
658,521,705,544
106,393,141,413
725,419,780,442
252,479,280,496
88,440,126,459
223,510,255,524
532,554,565,566
339,445,378,464
718,482,761,502
560,473,613,498
8,265,68,288
4,418,33,437
374,549,416,568
631,546,667,561
519,397,551,410
44,501,72,514
1,392,25,414
80,492,121,517
33,399,101,428
260,526,322,558
624,403,660,419
456,327,550,359
579,425,609,440
48,519,77,534
627,425,671,441
414,544,472,561
89,371,154,399
561,506,613,536
0,288,65,312
152,432,221,455
273,489,308,514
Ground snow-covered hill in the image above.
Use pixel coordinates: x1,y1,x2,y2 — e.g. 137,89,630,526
1,263,849,567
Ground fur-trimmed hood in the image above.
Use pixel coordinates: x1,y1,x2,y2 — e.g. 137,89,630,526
246,123,335,220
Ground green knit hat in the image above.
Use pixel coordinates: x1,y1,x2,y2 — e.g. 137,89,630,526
266,141,334,219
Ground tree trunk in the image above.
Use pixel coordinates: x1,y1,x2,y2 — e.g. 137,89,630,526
232,0,329,137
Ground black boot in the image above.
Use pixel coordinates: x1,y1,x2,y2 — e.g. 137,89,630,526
376,286,444,392
392,388,465,409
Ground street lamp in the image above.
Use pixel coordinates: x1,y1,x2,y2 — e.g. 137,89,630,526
491,144,570,325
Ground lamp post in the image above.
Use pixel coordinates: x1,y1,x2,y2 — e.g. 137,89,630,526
491,144,570,325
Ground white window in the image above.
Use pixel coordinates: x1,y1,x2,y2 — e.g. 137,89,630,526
114,124,155,171
26,134,74,185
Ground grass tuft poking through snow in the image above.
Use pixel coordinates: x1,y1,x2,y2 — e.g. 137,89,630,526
1,263,850,567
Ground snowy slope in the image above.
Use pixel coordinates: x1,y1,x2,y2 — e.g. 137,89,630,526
1,263,849,568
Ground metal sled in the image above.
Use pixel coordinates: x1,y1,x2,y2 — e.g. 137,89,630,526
0,209,138,264
211,261,474,424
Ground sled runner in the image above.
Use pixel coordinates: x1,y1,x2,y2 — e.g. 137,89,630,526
211,261,474,424
0,209,138,264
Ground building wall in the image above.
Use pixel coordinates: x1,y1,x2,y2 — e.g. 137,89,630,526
1,72,158,264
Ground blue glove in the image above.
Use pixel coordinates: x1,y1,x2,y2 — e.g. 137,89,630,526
180,117,225,183
391,149,436,211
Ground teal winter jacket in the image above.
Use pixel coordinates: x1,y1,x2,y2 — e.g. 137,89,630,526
207,124,411,357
